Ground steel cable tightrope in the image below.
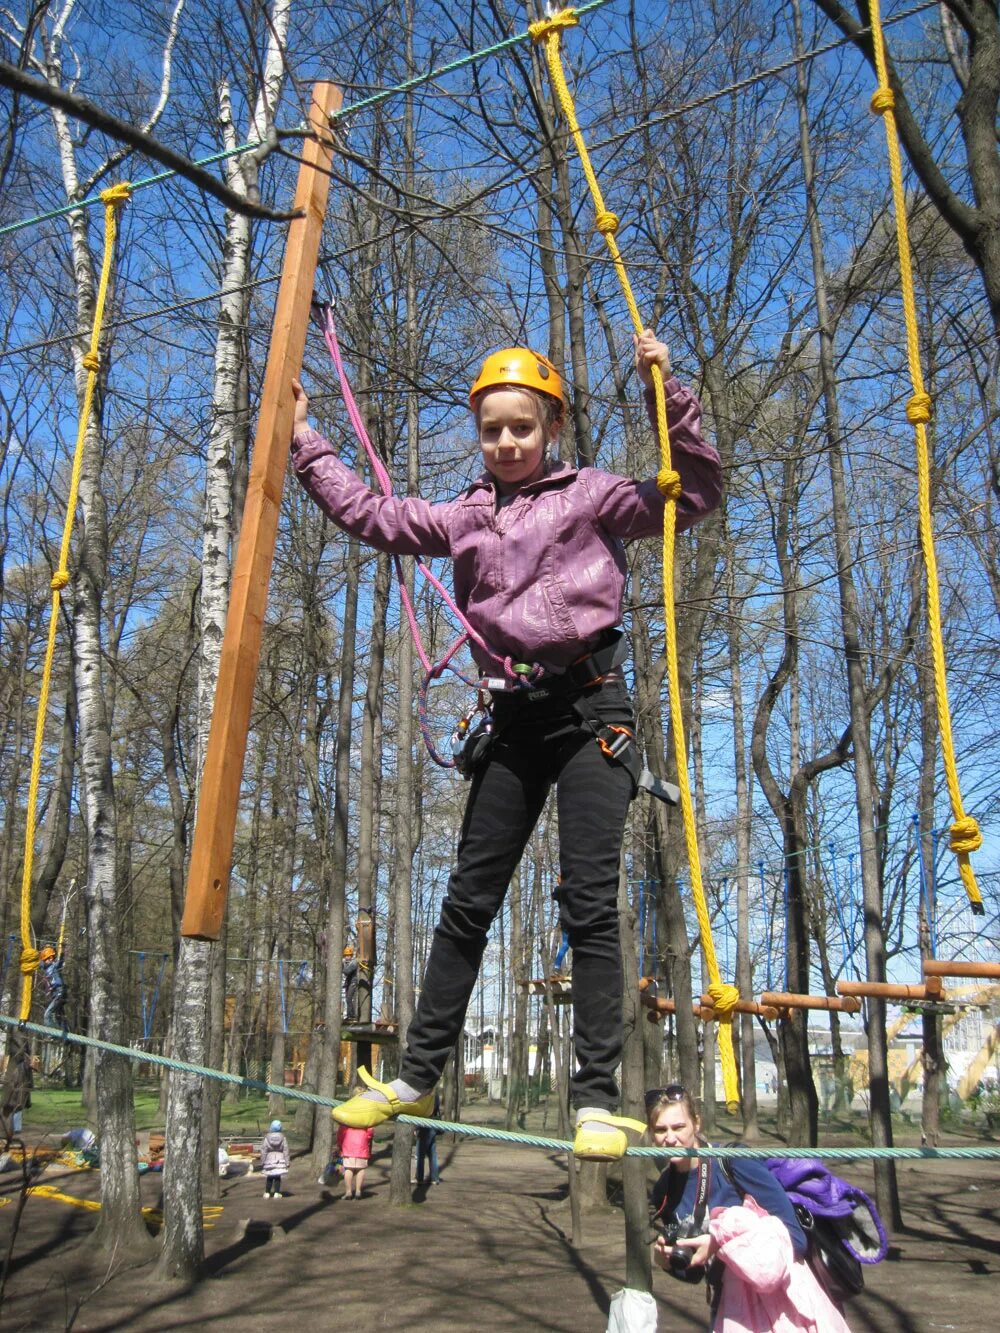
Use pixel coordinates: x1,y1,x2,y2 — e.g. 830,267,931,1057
865,0,984,916
529,7,741,1111
3,1013,1000,1161
15,183,131,1023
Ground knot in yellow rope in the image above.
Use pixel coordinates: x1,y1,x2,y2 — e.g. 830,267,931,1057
870,88,895,115
906,392,932,425
20,947,40,976
949,816,982,855
595,210,619,236
708,983,741,1018
528,9,579,42
657,468,682,500
81,351,100,373
50,570,70,591
100,182,133,206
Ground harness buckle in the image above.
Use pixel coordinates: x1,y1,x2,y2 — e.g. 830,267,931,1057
597,725,634,760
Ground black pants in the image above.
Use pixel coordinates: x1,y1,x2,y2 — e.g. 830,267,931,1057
400,678,634,1110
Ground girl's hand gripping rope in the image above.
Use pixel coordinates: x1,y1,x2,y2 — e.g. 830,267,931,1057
633,328,671,387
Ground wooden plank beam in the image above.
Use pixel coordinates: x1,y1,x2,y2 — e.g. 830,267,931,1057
838,979,942,1000
924,959,1000,980
761,991,862,1014
181,82,342,940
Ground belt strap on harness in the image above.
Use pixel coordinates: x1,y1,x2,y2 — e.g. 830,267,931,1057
571,693,679,808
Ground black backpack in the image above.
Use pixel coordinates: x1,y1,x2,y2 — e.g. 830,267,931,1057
719,1159,865,1305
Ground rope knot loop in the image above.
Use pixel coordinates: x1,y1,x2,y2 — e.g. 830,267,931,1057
20,947,40,976
81,351,100,373
100,182,133,206
50,570,70,591
708,983,740,1018
949,816,982,855
906,391,932,425
870,89,895,115
528,9,579,43
656,468,682,500
595,210,619,236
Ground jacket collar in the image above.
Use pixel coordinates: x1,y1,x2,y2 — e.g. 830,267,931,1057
468,458,579,496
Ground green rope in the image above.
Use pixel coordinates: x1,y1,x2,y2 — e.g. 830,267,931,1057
5,1014,1000,1161
0,0,613,241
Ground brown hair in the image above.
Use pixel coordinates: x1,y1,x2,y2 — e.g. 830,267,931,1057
645,1086,702,1132
473,382,565,436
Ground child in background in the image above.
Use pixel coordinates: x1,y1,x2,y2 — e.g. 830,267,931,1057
260,1119,290,1199
292,332,721,1160
415,1091,442,1187
336,1118,375,1199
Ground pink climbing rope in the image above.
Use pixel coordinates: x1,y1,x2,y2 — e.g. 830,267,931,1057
314,304,542,766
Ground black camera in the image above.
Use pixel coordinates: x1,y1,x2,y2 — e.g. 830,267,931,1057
654,1217,704,1282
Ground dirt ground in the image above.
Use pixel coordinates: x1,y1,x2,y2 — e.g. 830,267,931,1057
1,1131,998,1332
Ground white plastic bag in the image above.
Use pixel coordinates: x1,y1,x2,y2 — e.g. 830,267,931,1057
606,1288,657,1333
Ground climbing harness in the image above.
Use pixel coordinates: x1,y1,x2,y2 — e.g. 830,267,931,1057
530,7,741,1107
866,0,983,914
15,183,131,1021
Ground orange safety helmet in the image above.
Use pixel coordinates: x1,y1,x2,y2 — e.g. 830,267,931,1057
468,348,566,413
39,946,56,962
343,945,354,958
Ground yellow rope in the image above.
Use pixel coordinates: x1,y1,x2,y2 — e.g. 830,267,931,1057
866,3,983,915
16,183,131,1021
530,12,740,1108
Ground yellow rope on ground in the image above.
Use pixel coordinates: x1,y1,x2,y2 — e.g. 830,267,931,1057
529,11,740,1108
866,2,983,915
16,184,132,1021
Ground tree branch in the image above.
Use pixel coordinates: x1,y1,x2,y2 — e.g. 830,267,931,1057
810,0,979,242
0,57,299,223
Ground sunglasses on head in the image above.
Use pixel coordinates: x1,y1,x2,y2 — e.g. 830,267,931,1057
644,1084,687,1111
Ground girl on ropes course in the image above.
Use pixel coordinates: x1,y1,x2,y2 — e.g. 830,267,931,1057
647,1086,852,1332
289,331,721,1160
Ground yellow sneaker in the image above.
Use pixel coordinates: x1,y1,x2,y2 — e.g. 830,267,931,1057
572,1109,647,1162
331,1067,436,1128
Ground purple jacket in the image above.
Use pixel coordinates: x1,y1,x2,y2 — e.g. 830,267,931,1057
291,378,722,673
767,1158,888,1263
260,1131,290,1176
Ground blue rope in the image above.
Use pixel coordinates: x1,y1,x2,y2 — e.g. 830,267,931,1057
911,812,938,957
142,954,168,1041
783,867,790,991
277,959,288,1035
759,861,773,991
827,841,854,981
642,879,650,975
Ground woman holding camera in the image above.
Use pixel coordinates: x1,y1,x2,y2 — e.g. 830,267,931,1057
647,1086,851,1330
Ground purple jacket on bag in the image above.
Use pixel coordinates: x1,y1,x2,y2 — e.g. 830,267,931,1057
291,378,722,674
766,1157,889,1263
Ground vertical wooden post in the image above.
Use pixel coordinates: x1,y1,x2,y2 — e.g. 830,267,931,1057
181,82,342,940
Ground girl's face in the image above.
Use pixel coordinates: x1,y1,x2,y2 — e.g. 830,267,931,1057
477,387,558,494
650,1102,700,1168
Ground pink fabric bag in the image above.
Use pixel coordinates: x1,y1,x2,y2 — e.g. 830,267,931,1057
709,1195,853,1332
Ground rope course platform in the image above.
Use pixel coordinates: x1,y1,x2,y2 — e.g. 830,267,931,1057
518,976,572,1002
340,1021,398,1044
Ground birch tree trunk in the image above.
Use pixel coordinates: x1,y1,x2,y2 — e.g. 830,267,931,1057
157,0,291,1280
41,10,152,1254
